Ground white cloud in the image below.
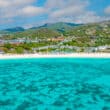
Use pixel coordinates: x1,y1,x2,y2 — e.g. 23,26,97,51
0,0,35,8
45,0,104,23
50,6,85,18
0,18,14,24
0,0,110,27
104,6,110,15
19,6,45,17
0,0,36,18
0,0,9,7
0,0,46,24
23,0,110,27
74,12,102,23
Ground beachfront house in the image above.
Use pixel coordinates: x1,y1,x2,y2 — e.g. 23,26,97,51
94,45,110,52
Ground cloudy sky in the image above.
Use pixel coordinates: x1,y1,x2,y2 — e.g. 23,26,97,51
0,0,110,29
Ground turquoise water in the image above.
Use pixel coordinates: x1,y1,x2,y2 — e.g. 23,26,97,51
0,58,110,110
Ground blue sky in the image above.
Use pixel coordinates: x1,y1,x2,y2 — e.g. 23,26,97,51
0,0,110,29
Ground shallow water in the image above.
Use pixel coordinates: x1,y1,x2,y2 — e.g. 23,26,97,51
0,58,110,110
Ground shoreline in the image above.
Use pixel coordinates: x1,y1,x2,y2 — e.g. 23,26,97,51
0,53,110,59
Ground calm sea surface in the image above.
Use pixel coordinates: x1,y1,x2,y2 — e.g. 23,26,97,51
0,58,110,110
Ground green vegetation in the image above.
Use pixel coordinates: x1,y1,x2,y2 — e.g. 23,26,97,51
2,28,60,40
0,21,110,53
38,22,81,33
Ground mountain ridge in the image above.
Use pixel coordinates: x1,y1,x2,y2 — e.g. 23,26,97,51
0,22,82,34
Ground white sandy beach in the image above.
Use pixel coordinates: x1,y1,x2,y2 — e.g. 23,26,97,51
0,53,110,59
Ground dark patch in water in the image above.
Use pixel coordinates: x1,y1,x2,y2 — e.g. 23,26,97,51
0,99,12,106
102,106,110,110
16,101,31,110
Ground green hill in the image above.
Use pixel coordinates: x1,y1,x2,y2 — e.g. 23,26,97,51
1,21,110,47
0,27,25,35
0,22,81,36
63,21,110,46
65,21,110,37
30,22,81,33
2,28,61,40
1,21,110,53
